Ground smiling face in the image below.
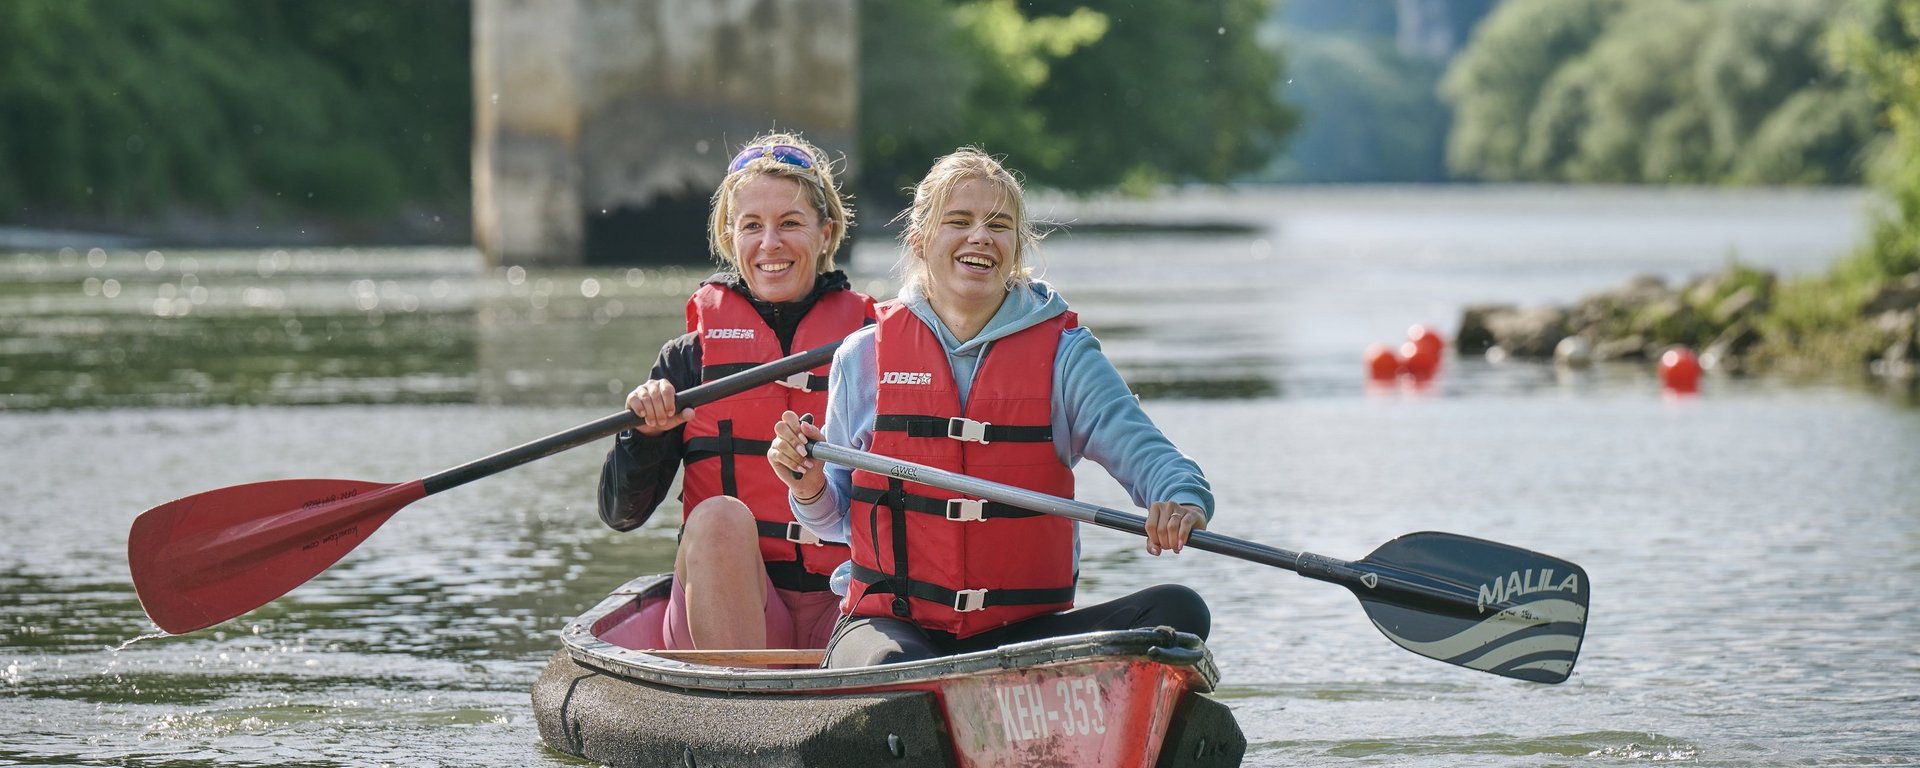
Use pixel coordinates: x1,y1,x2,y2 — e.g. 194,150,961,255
728,175,832,304
915,177,1020,312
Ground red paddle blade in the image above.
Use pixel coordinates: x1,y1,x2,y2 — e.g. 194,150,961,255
128,478,426,634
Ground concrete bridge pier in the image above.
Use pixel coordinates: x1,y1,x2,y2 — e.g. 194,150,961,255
473,0,857,268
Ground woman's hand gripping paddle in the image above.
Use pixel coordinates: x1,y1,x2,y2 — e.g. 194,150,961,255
806,441,1589,684
128,341,844,635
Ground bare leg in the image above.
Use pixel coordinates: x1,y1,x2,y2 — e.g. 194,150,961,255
674,496,768,649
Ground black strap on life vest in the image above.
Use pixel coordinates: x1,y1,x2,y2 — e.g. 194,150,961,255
702,362,828,392
761,558,834,593
685,419,774,500
848,485,1042,520
873,414,1053,443
885,478,913,618
849,563,1076,611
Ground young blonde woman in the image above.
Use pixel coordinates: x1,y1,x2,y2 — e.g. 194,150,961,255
767,148,1212,667
600,132,874,651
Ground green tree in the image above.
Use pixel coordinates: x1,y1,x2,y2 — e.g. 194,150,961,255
859,0,1294,204
1441,0,1876,186
1545,1,1711,182
859,0,1109,205
0,0,468,231
1440,0,1621,181
1697,0,1871,184
1831,0,1920,279
1026,0,1294,192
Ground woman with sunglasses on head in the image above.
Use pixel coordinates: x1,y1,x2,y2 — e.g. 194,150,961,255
766,148,1213,667
599,132,875,651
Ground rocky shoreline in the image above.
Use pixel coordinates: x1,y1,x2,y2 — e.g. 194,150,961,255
1456,266,1920,381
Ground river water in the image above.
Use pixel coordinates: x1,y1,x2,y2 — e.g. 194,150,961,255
3,186,1915,766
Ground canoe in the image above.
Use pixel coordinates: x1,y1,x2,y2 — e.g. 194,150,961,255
533,573,1245,767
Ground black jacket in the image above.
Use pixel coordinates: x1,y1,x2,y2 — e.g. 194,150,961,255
596,270,861,531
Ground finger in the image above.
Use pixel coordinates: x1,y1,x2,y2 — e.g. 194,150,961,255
1174,512,1198,553
767,437,802,474
1152,503,1173,545
775,410,804,439
791,414,821,473
1144,506,1165,555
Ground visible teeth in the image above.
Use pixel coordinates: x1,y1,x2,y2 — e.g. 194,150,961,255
758,263,792,273
959,257,994,269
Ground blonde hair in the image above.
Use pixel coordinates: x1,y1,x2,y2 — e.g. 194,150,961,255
896,147,1042,290
708,132,852,273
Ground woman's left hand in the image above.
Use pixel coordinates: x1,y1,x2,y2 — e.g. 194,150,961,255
1144,502,1206,556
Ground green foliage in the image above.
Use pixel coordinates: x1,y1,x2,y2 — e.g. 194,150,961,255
1696,2,1815,154
1750,271,1887,372
1442,0,1876,185
1539,1,1710,182
1830,0,1920,280
1441,0,1620,181
1718,0,1920,374
1733,88,1878,184
859,0,1294,205
0,0,469,226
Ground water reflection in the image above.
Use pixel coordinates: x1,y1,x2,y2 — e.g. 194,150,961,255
3,237,1296,411
0,248,721,410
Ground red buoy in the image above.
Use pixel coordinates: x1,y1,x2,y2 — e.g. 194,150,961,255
1400,325,1444,379
1408,324,1446,360
1365,343,1401,381
1659,346,1701,393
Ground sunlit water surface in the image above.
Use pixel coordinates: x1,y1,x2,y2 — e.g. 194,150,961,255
3,186,1915,766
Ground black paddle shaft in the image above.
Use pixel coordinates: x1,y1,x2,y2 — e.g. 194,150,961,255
806,442,1491,616
421,341,841,495
805,442,1589,683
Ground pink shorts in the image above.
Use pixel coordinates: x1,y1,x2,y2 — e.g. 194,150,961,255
662,572,843,650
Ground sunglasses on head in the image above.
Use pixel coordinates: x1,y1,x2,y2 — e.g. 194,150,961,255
728,144,816,174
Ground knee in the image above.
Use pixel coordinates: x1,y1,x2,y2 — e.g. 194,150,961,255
824,620,935,668
1147,584,1211,640
681,496,758,553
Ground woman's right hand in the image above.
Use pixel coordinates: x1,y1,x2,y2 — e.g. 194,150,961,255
768,410,827,502
625,379,695,436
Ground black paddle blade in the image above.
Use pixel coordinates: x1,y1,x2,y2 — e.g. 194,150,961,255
1353,532,1588,684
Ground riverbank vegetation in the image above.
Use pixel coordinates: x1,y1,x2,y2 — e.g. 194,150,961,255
1449,0,1919,383
1757,0,1920,378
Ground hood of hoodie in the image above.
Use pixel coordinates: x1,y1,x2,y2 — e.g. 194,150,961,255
898,279,1070,356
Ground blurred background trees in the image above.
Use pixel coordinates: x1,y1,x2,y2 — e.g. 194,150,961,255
857,0,1295,208
0,0,470,240
0,0,1915,257
1442,0,1878,186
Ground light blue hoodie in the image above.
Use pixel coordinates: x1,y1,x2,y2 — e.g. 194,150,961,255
793,279,1214,595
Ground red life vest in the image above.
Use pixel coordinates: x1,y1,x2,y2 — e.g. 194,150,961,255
847,300,1078,637
681,282,872,592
